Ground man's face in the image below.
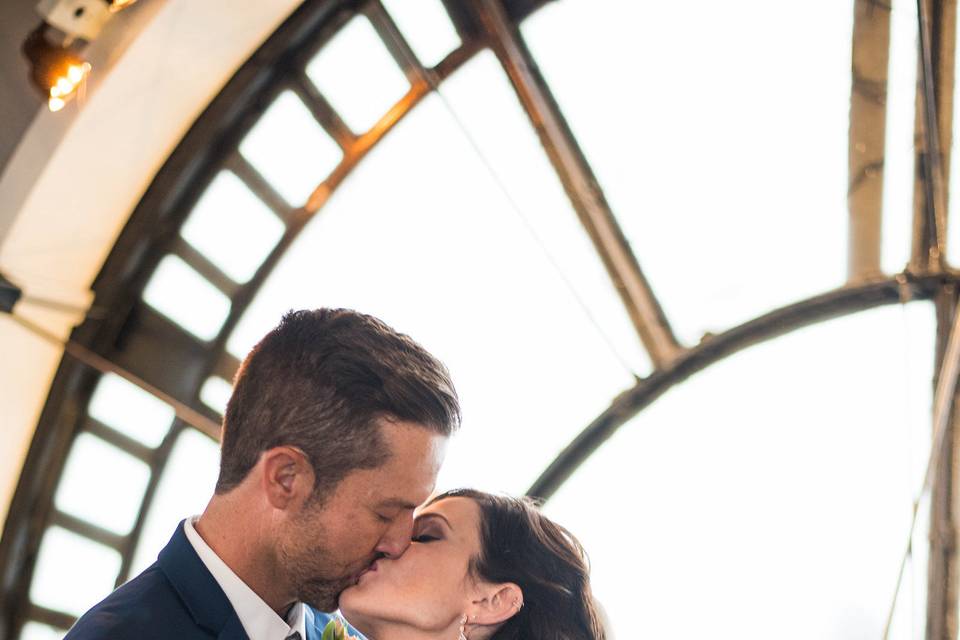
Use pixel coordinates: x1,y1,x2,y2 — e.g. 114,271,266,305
278,420,447,611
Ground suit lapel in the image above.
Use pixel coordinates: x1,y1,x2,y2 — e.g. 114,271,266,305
158,521,249,640
217,614,249,640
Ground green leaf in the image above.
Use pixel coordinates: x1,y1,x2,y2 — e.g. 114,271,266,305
321,619,349,640
321,620,337,640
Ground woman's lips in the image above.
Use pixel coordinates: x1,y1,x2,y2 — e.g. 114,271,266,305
356,559,381,582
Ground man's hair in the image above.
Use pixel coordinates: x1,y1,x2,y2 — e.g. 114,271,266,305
215,308,460,496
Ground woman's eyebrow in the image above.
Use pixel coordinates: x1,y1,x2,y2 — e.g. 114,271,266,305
414,512,453,531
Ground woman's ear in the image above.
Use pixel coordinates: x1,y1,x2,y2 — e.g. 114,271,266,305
468,583,524,627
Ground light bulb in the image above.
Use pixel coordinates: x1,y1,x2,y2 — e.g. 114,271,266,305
67,64,85,83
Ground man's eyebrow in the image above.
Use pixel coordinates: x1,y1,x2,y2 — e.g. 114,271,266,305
378,498,418,510
414,512,453,530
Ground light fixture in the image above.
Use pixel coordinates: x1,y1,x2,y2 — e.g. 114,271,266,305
22,23,92,112
23,1,141,112
109,0,138,12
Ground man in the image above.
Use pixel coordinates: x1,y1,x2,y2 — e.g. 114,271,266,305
65,308,461,639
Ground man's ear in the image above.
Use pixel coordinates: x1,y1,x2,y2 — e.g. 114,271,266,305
467,583,524,627
260,446,315,510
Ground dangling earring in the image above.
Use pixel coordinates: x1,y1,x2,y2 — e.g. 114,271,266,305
458,614,468,640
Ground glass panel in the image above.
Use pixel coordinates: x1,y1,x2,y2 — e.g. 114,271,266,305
180,171,285,283
440,51,649,374
306,16,409,134
227,94,635,495
128,429,220,578
54,433,151,536
884,0,919,274
522,2,852,345
142,254,231,341
239,91,342,206
199,376,233,415
88,372,173,447
380,0,460,68
29,526,122,618
545,303,935,639
19,622,64,640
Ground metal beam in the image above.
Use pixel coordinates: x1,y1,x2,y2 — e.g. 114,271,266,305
848,0,891,281
48,510,125,553
171,237,240,299
290,74,357,147
911,0,956,272
910,1,960,637
927,283,960,640
528,273,953,500
23,605,74,635
116,423,183,586
224,153,296,225
7,313,222,441
471,0,684,369
85,417,154,464
366,0,433,84
0,4,487,635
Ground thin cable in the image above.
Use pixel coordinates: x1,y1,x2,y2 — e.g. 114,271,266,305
421,74,639,379
906,303,923,640
8,312,221,440
888,304,919,640
884,502,918,638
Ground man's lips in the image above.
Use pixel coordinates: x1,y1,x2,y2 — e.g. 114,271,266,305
354,559,381,583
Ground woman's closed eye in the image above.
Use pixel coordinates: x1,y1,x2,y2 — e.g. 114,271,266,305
411,513,450,543
412,531,441,543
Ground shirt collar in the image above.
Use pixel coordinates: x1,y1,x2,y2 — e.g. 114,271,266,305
184,516,307,640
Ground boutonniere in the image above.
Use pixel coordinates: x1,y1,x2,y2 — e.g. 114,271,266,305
321,618,357,640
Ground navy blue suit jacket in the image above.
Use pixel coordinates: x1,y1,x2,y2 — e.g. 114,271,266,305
64,522,358,639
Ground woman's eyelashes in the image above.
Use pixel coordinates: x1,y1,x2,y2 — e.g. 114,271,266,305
412,530,441,543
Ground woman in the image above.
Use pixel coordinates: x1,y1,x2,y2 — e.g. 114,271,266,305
339,488,605,639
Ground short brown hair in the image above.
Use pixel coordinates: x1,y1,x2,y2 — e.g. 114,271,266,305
216,308,460,495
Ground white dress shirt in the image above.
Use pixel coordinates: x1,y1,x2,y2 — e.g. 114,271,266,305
184,516,307,640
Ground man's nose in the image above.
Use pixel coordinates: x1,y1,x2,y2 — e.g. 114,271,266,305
376,514,414,558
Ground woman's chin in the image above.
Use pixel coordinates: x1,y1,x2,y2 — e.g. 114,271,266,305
337,596,374,639
338,587,365,623
339,574,393,637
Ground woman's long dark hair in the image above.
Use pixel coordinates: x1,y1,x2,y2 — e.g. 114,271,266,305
429,489,606,640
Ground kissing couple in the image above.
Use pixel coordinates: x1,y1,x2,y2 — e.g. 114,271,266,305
65,309,605,640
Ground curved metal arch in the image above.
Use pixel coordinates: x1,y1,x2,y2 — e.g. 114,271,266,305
4,0,944,637
0,0,552,635
528,273,956,501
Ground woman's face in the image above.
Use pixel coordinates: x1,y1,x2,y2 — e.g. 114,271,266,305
339,496,483,637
